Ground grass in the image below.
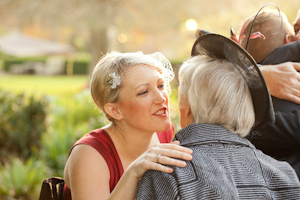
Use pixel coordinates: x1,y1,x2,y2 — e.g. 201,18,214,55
0,74,89,97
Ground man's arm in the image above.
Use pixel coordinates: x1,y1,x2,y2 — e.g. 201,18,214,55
260,62,300,104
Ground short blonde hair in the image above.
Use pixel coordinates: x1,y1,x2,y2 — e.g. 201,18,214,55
239,10,294,63
90,51,174,122
178,55,255,137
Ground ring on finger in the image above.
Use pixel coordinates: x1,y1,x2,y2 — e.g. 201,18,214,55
156,154,162,163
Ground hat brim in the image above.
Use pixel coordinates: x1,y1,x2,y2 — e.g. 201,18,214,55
191,30,274,130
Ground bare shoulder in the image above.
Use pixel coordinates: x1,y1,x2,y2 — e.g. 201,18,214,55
64,144,110,199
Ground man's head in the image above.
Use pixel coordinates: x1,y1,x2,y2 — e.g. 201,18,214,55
239,10,294,63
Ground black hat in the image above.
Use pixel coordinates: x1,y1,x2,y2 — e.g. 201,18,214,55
191,29,275,130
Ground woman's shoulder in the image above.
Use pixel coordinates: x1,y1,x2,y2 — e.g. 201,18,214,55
75,128,112,146
70,128,119,162
64,143,111,198
67,128,113,168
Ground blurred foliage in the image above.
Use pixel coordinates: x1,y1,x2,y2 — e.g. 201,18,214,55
0,157,47,200
72,60,89,74
0,90,48,163
0,75,88,96
38,90,109,177
0,0,298,63
2,54,90,75
0,85,110,198
2,58,46,72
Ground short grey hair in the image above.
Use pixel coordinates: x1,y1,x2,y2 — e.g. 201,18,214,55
178,55,255,137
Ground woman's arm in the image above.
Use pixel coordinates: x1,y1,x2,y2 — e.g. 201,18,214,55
260,62,300,104
64,145,111,200
65,141,193,200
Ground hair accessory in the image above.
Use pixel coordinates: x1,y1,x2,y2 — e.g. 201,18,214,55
107,51,174,94
244,3,282,50
249,31,265,40
108,72,121,89
192,29,275,130
230,4,282,46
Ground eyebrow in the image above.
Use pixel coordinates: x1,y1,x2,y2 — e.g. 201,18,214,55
135,83,150,90
134,78,164,90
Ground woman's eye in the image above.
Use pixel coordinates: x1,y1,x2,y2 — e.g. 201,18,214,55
158,84,165,89
137,90,148,96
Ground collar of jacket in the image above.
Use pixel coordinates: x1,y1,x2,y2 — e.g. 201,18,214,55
173,123,254,148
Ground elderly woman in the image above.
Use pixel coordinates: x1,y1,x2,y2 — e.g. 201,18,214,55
136,31,300,199
63,51,193,200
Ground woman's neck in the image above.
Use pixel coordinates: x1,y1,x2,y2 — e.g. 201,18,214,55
104,123,160,169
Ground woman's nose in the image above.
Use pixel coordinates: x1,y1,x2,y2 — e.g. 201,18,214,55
154,89,167,103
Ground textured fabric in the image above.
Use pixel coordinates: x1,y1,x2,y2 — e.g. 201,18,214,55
136,124,300,200
63,124,174,200
247,110,300,181
261,41,300,65
246,40,300,180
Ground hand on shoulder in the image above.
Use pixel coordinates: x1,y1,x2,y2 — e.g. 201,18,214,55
127,140,193,180
260,62,300,104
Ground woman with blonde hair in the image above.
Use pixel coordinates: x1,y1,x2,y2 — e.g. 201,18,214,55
63,51,193,199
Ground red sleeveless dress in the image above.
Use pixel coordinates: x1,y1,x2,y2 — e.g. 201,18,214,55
63,125,175,200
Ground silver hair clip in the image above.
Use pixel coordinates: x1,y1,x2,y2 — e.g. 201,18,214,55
108,72,121,89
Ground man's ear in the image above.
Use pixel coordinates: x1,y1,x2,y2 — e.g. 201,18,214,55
104,103,123,120
285,35,292,44
285,34,300,44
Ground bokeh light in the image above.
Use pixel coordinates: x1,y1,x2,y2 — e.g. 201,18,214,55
185,19,198,31
118,33,128,43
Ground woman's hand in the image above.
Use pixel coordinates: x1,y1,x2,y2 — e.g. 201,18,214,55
260,62,300,104
128,141,193,180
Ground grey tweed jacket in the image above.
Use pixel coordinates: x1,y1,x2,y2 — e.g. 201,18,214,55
136,124,300,200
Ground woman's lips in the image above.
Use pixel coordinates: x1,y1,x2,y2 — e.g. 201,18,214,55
153,107,167,116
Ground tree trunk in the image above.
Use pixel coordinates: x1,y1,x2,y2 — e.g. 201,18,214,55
88,28,108,74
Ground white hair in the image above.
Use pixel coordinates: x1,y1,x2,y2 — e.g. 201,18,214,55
178,55,255,137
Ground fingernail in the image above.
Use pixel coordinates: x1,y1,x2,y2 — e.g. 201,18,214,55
180,162,187,167
168,168,174,173
187,154,193,160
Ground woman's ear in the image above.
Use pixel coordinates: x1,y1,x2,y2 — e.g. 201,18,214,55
179,96,193,128
104,103,123,120
183,99,192,119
